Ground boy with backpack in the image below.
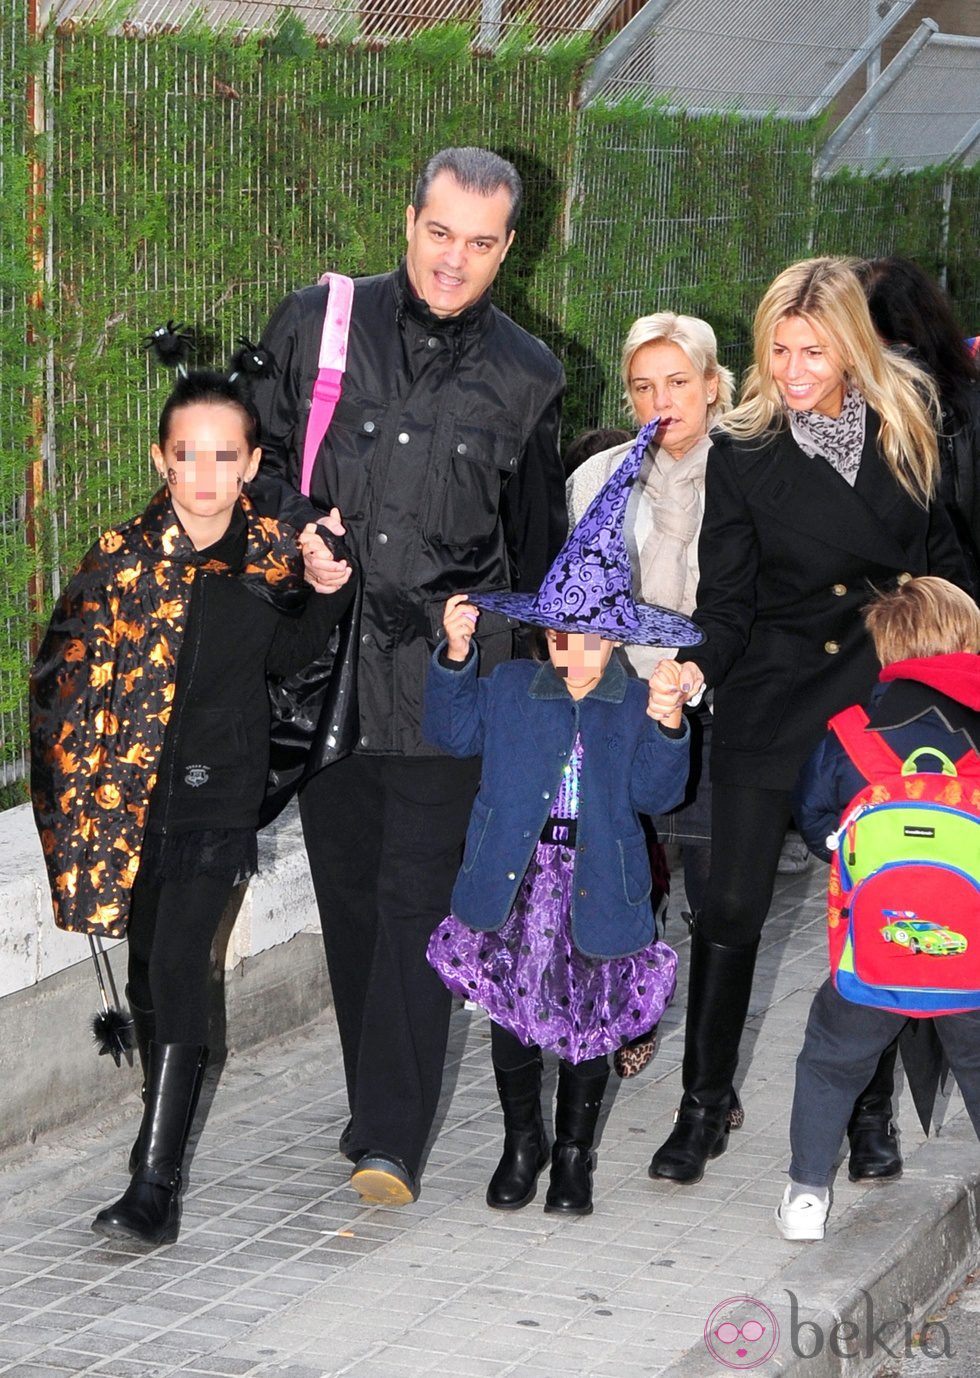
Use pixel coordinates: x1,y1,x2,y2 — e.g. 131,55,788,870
774,576,980,1241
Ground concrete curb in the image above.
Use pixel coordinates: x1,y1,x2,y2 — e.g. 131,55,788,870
660,1128,980,1378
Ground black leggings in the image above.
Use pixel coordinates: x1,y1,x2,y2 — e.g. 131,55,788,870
490,1021,608,1078
700,783,793,947
127,873,231,1045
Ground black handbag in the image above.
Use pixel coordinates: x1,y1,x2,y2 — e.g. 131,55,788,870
260,561,361,826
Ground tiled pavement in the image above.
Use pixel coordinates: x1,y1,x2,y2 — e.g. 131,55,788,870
1,865,977,1378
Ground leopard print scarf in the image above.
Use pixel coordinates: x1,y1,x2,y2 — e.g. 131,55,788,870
789,386,866,486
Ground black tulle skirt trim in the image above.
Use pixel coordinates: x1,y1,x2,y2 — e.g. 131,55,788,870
139,827,258,886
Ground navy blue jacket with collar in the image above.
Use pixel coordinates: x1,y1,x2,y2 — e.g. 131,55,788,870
422,647,690,960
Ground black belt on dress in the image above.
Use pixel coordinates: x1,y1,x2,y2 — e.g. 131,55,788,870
540,816,577,847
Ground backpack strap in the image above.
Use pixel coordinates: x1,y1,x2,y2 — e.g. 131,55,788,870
299,272,354,498
829,703,905,782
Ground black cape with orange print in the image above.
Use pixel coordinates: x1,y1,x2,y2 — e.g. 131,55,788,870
30,488,307,937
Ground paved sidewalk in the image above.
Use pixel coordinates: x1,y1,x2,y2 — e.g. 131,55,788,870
1,865,978,1378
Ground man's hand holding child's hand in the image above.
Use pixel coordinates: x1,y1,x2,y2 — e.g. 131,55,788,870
300,508,352,594
443,594,480,663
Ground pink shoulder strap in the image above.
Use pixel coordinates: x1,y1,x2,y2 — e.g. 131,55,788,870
299,272,354,498
829,703,904,780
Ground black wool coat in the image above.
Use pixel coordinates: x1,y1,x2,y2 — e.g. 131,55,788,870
689,412,970,791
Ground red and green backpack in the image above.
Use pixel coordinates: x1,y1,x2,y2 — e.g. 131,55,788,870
826,704,980,1016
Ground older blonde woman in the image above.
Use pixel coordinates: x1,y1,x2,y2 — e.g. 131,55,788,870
568,312,734,933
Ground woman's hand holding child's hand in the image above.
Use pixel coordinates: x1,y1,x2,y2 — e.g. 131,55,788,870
300,508,352,594
443,594,480,663
646,658,699,729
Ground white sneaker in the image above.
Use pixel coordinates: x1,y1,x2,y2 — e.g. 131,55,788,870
774,1184,829,1241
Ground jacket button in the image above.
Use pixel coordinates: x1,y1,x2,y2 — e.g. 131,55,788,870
578,888,587,898
427,336,439,349
361,633,371,645
897,571,912,585
398,431,410,444
362,420,376,435
377,532,388,545
507,871,516,881
359,735,370,747
542,791,550,800
831,583,846,596
509,456,518,468
824,640,840,654
522,830,530,838
456,443,468,456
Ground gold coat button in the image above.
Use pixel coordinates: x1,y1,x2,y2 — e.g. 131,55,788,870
824,640,840,655
831,583,847,597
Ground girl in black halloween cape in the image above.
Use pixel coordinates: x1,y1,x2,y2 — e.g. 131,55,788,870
30,370,355,1247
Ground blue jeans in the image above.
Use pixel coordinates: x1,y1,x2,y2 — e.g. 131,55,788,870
789,979,980,1186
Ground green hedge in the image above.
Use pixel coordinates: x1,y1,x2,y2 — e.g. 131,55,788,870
0,13,977,779
0,0,40,774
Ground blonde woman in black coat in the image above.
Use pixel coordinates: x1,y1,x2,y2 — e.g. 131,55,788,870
646,257,969,1187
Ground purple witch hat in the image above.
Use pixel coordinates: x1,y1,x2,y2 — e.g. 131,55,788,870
472,419,703,648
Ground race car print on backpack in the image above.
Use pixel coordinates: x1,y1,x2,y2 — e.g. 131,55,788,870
825,703,980,1016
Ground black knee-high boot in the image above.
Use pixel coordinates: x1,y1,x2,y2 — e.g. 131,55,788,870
127,990,156,1172
544,1061,610,1216
847,1039,902,1181
648,930,757,1185
93,1041,208,1247
486,1056,549,1210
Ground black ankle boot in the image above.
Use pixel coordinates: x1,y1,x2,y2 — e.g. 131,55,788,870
649,931,758,1186
94,1042,208,1247
544,1062,609,1216
847,1041,902,1182
126,990,156,1173
487,1058,549,1210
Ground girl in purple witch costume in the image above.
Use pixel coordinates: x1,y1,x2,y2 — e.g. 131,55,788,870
423,423,701,1217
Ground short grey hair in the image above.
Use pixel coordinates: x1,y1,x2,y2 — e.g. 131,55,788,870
413,148,523,233
621,312,735,427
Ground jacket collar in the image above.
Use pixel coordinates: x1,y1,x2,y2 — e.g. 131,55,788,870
868,675,980,754
751,410,912,568
392,259,492,333
879,653,980,711
528,654,628,703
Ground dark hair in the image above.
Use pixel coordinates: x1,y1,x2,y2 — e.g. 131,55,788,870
562,427,633,478
856,256,979,421
413,147,523,233
157,369,260,450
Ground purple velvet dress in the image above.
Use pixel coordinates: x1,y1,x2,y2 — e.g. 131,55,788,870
427,735,678,1064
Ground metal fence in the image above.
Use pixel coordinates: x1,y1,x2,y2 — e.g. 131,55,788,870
582,0,909,115
818,23,980,175
1,3,979,788
0,0,33,788
46,0,623,43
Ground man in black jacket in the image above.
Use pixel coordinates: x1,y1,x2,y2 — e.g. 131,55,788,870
250,147,567,1204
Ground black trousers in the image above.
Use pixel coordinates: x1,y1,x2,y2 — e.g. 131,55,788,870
127,872,231,1046
700,783,794,946
300,751,481,1176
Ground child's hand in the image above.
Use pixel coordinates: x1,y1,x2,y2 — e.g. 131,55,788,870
443,593,479,663
300,515,351,595
646,658,687,729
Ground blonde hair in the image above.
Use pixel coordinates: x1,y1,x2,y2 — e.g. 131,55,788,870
864,576,980,664
721,257,940,504
621,312,735,428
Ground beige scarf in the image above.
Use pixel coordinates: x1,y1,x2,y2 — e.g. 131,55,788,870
637,435,710,616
